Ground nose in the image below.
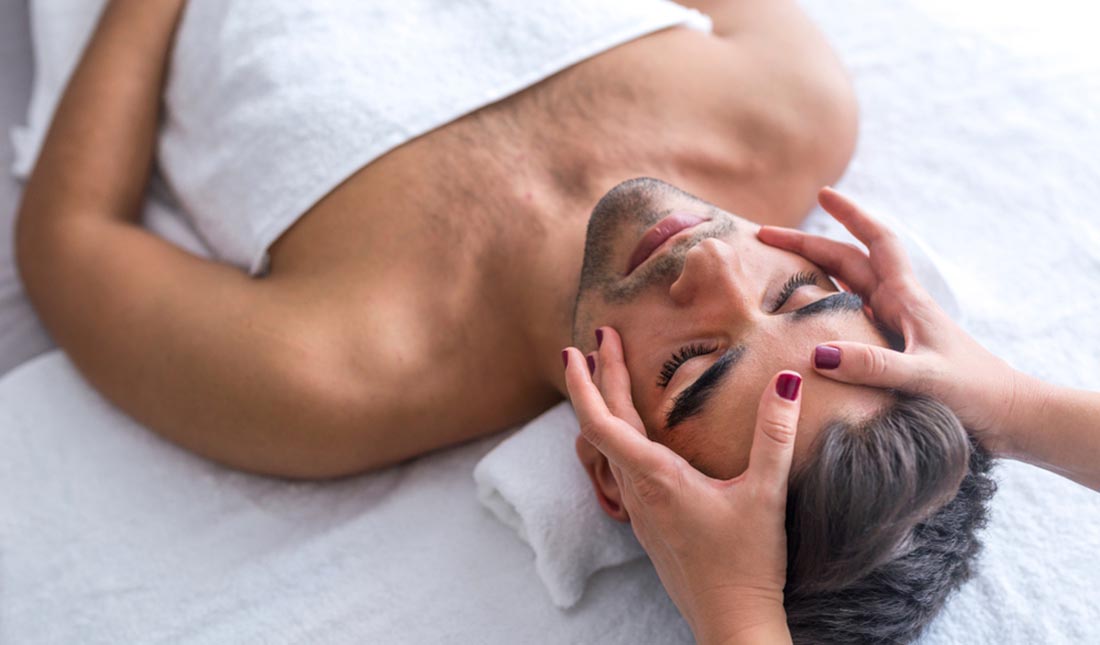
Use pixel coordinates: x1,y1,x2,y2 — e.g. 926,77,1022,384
669,238,755,317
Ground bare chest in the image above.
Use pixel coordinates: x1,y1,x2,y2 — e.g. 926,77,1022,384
265,28,746,428
267,28,742,273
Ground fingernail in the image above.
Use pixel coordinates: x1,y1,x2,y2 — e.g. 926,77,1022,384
776,373,802,401
814,345,841,370
586,353,596,376
561,350,569,369
595,328,604,348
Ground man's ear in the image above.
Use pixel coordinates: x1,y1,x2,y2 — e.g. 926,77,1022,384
575,435,630,522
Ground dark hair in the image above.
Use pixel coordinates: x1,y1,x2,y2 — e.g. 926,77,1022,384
783,393,997,644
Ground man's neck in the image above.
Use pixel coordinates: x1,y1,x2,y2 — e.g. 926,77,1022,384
509,198,591,401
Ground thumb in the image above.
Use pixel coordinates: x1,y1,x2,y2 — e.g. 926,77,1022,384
812,342,920,389
744,371,802,494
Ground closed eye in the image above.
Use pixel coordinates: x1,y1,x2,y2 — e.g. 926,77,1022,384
770,271,829,312
656,342,718,388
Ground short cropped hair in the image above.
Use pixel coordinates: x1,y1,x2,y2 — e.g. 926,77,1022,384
783,393,997,644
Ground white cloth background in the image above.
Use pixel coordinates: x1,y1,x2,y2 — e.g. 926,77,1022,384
2,0,1100,643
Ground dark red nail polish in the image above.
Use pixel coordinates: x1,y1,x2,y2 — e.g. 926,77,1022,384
586,354,596,376
776,373,802,401
814,345,841,370
561,350,569,368
595,328,604,348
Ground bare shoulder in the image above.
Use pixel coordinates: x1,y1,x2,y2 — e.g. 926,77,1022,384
592,16,858,227
672,0,860,160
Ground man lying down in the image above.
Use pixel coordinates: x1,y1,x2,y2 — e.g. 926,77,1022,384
15,0,995,643
571,179,996,642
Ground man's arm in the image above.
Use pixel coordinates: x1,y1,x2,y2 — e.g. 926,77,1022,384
18,0,186,227
15,0,369,479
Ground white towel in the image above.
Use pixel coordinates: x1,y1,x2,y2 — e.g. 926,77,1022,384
473,220,964,608
473,403,643,608
11,0,711,277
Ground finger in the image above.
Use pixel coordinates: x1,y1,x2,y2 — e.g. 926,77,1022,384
811,341,924,390
563,347,666,477
757,226,877,297
818,188,915,278
744,371,803,495
594,327,646,431
586,351,599,385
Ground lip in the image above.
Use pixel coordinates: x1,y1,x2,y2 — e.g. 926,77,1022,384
625,212,707,276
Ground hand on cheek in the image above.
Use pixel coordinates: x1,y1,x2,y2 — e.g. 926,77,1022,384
563,328,799,644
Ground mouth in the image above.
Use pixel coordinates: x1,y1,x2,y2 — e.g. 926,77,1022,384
625,212,707,276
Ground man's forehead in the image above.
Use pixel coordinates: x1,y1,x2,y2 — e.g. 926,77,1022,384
655,314,892,478
666,369,889,480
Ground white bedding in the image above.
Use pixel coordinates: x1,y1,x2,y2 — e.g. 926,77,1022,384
0,0,53,377
3,0,1100,643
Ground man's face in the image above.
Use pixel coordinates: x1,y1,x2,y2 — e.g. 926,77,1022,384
573,179,890,479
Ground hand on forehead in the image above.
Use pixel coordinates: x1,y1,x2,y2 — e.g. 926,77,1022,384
647,315,891,480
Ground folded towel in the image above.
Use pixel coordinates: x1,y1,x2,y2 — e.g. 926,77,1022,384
473,402,643,608
473,212,962,609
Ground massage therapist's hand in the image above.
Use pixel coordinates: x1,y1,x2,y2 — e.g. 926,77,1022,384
563,329,801,645
757,188,1038,457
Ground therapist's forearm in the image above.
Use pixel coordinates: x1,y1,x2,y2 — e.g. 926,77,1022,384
1003,374,1100,492
17,0,185,233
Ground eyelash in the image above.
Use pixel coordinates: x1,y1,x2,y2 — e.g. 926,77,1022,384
657,342,718,388
655,271,820,389
771,271,821,311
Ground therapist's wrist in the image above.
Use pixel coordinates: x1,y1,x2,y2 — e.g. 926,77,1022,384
691,594,791,645
702,619,791,645
993,370,1052,461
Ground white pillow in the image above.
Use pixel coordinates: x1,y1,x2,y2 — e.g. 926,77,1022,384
473,403,645,609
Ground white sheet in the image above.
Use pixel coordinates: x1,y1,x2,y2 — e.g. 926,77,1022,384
0,353,691,644
0,0,54,377
3,0,1100,642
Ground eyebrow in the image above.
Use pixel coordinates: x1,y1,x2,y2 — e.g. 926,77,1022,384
663,291,864,431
